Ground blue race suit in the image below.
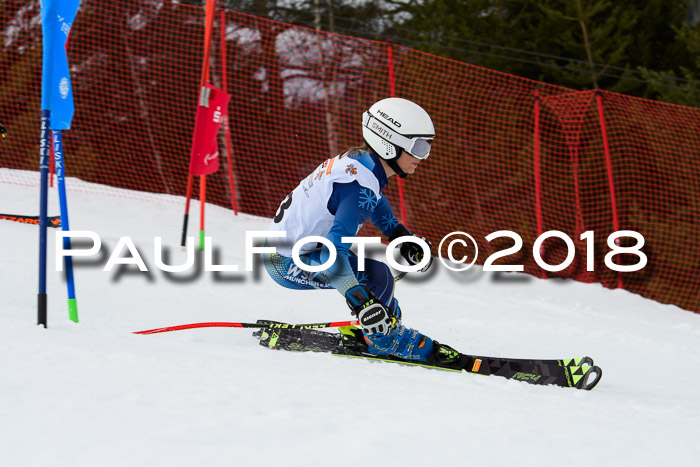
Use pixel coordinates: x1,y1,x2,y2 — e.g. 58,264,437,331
263,150,434,361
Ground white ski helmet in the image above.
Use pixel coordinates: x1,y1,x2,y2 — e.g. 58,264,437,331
362,97,435,175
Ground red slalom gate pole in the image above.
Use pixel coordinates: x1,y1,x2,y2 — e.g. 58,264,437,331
533,88,546,279
220,9,238,215
596,90,623,290
199,174,206,250
181,0,217,248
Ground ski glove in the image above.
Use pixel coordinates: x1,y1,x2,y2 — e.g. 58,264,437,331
389,224,433,273
345,285,395,338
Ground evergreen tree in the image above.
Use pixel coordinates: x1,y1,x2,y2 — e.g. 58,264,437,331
384,0,700,106
643,21,700,107
187,0,700,106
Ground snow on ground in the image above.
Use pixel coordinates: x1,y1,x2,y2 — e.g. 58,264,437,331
1,169,700,467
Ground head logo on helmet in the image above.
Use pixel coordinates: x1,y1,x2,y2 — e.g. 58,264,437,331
376,110,402,128
362,97,434,178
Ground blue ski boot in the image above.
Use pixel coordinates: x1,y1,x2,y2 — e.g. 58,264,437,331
345,285,453,363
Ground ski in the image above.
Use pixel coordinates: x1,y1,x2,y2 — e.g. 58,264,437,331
253,323,602,391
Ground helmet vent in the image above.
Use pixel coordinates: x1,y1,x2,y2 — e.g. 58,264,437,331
381,139,393,157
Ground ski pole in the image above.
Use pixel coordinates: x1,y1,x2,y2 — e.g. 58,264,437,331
0,214,62,227
394,271,407,282
136,273,408,335
134,319,360,335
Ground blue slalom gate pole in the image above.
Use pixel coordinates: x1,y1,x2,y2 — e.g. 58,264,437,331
52,130,78,323
38,110,51,327
40,0,82,327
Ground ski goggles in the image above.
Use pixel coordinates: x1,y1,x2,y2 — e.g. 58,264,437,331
363,112,433,159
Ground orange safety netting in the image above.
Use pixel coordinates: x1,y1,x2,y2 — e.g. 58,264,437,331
1,0,699,313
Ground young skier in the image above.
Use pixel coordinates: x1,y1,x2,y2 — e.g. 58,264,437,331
263,97,458,364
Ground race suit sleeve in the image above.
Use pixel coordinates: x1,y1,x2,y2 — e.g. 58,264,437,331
319,182,375,296
369,195,400,238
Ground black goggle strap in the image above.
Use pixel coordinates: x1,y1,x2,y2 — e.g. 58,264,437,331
362,112,432,159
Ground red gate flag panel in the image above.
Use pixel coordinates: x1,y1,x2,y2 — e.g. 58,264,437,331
188,84,231,176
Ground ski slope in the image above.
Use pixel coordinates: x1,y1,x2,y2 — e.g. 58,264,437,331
1,169,699,467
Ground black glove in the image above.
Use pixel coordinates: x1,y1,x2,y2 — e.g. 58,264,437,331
345,285,395,337
388,224,433,273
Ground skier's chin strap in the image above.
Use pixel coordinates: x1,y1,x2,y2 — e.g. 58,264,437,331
384,141,408,178
365,143,409,178
387,157,408,178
